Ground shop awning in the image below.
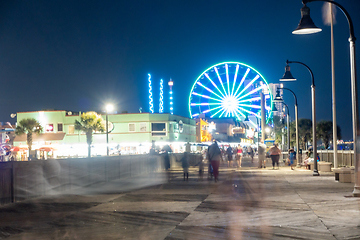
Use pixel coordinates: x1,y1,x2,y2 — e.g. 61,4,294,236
14,133,66,142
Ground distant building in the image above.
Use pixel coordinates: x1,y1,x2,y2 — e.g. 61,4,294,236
13,110,196,158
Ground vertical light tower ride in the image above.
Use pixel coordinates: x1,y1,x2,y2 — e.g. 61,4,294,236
148,74,154,113
168,79,174,114
159,79,164,113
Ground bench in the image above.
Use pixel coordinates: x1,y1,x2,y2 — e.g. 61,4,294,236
318,161,332,172
333,168,352,183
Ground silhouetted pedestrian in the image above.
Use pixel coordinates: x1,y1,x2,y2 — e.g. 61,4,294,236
207,140,222,182
180,152,189,181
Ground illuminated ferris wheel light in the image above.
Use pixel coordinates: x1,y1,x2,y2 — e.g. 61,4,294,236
189,62,272,121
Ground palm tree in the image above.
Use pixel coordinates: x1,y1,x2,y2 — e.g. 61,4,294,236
15,118,43,159
75,111,105,157
317,120,342,149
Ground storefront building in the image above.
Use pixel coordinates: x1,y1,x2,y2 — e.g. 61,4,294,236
13,110,196,158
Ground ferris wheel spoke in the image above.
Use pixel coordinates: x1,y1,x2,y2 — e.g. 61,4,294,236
239,107,260,118
239,104,261,109
225,64,230,96
265,95,271,110
218,108,228,118
234,108,246,118
231,64,240,96
204,105,222,114
191,103,221,106
196,82,223,99
192,113,200,117
192,92,222,102
236,75,260,99
233,68,250,97
210,107,224,118
238,84,265,100
214,67,228,97
238,96,261,103
230,108,241,119
204,73,226,98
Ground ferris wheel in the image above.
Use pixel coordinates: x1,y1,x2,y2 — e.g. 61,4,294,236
189,61,272,124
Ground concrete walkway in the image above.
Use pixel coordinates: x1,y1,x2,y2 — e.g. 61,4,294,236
0,157,359,240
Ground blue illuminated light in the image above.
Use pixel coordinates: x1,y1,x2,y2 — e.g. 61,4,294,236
148,74,154,113
189,62,272,122
159,79,163,113
169,79,174,115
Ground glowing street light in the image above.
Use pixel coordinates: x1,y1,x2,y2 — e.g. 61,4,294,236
105,104,114,156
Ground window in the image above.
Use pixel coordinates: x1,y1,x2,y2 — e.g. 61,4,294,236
128,123,136,132
68,125,75,134
151,123,166,131
151,123,166,137
139,123,147,132
46,124,54,132
57,123,63,132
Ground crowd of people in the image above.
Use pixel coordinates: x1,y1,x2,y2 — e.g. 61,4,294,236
154,141,300,183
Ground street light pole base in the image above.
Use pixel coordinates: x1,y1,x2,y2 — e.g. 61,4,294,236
313,170,320,176
353,185,360,197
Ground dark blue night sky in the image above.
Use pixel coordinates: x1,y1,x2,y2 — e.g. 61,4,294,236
0,0,359,139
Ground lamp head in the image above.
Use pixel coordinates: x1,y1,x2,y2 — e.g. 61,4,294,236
280,64,296,81
292,4,322,35
273,89,283,102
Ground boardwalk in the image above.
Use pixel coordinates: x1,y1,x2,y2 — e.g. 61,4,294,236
0,157,359,240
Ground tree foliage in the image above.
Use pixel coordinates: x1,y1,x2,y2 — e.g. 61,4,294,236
317,120,342,149
270,115,285,145
75,111,105,157
15,118,43,158
298,118,312,150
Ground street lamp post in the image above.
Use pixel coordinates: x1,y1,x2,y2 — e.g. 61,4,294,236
272,102,290,151
273,87,301,167
280,60,319,176
275,88,300,167
293,0,359,194
105,104,114,156
283,103,290,151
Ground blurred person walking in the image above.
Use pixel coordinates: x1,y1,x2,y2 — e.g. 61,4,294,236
235,144,243,168
207,140,222,182
288,148,296,170
269,143,281,169
247,146,254,162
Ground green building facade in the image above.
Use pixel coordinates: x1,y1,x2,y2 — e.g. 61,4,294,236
14,110,196,157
